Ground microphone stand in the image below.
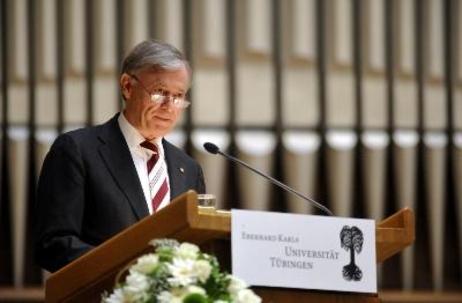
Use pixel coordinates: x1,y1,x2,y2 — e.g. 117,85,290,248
205,143,333,216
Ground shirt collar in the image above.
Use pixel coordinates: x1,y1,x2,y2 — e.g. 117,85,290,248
118,112,164,157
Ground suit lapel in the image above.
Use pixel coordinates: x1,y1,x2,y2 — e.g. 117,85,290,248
97,115,149,220
163,140,186,200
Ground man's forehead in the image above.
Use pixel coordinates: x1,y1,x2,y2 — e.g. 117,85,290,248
140,70,189,91
139,67,188,78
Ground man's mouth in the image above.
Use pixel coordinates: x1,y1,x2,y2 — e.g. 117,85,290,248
155,116,170,122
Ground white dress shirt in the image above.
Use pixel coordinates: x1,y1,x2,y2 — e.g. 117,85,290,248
118,112,171,214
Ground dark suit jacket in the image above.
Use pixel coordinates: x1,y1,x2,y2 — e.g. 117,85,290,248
35,114,205,272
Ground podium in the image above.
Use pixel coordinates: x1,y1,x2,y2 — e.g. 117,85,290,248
45,191,415,302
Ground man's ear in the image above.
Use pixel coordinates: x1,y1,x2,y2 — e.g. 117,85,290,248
120,73,132,100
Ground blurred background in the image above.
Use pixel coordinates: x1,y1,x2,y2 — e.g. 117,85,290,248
0,0,461,301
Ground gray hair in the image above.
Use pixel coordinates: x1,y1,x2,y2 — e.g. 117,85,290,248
121,40,190,76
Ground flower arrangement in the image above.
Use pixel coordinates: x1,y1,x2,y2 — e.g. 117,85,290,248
102,239,261,303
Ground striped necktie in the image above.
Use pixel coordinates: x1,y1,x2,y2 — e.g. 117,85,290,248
140,141,169,212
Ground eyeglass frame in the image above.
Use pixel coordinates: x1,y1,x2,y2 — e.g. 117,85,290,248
128,74,191,109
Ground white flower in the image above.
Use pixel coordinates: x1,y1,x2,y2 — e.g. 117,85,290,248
167,258,211,286
193,259,212,283
235,289,262,303
125,271,150,291
163,285,206,301
185,285,206,296
227,275,247,295
157,290,173,303
102,239,262,303
131,253,159,274
177,242,200,259
123,271,150,301
157,290,183,303
167,258,196,286
102,289,126,303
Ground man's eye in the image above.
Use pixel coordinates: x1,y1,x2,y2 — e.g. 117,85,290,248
151,94,164,102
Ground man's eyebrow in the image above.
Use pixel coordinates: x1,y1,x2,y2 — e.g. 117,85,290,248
151,83,187,95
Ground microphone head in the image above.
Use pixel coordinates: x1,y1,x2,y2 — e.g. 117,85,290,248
203,142,220,154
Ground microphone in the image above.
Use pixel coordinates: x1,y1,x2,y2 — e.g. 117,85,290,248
203,142,334,216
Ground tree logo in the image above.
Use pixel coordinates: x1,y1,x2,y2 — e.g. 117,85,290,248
340,225,364,281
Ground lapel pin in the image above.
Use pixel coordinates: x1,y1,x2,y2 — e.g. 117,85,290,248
179,167,185,174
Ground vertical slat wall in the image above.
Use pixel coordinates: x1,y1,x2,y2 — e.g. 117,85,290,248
443,0,459,290
0,0,13,286
0,0,460,294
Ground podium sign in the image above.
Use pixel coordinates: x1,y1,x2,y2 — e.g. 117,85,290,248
231,209,377,294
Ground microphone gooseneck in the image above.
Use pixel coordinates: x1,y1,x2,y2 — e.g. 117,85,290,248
203,142,334,216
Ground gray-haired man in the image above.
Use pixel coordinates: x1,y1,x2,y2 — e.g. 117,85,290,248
35,40,205,272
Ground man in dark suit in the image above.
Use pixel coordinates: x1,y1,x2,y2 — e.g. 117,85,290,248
35,40,205,273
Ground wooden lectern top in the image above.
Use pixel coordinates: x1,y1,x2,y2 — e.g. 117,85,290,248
45,190,414,303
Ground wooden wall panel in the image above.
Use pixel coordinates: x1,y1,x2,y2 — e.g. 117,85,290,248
394,130,419,290
332,0,352,67
428,0,444,79
95,0,116,73
367,0,385,72
38,0,56,80
398,0,414,76
283,131,320,214
67,0,85,75
289,0,316,60
236,131,276,210
8,128,28,287
11,0,28,81
326,130,357,217
201,0,225,58
245,0,271,55
424,132,447,290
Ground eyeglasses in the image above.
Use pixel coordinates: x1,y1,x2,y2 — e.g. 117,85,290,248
129,74,191,109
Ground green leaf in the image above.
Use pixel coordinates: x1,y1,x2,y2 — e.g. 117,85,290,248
183,293,208,303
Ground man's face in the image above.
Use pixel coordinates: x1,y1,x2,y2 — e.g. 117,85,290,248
120,67,190,139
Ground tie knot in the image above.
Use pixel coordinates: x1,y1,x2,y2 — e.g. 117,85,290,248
140,140,158,153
